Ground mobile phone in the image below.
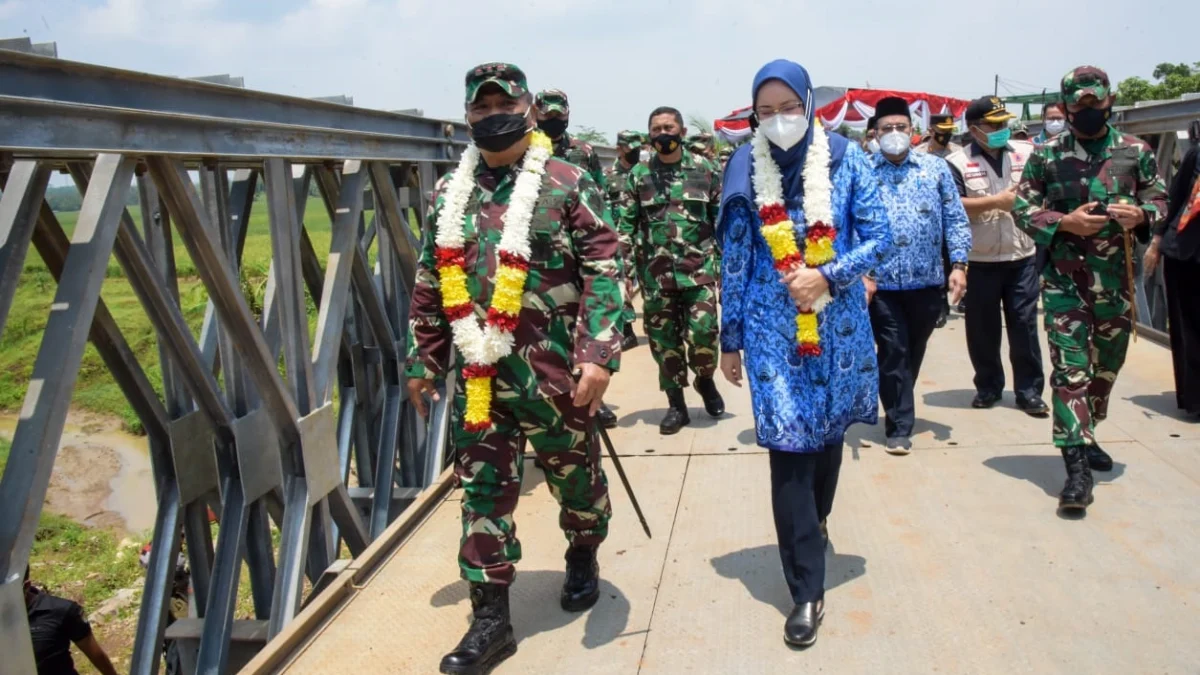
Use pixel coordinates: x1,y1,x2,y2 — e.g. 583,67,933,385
1088,202,1109,217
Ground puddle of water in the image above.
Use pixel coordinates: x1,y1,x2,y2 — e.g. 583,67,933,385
0,413,157,535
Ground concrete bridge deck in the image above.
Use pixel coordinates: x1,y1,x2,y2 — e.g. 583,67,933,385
248,314,1200,674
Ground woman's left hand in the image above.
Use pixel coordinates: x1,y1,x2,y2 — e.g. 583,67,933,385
781,267,829,312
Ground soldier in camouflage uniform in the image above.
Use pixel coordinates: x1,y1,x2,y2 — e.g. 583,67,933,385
406,63,624,674
1013,66,1168,514
687,131,716,162
620,106,725,434
607,130,648,352
533,88,621,431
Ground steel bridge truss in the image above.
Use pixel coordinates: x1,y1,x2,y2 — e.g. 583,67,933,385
0,50,468,674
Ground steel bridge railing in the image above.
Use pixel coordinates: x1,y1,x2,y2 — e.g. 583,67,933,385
0,49,499,674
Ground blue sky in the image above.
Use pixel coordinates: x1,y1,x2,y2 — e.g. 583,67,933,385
2,0,1197,140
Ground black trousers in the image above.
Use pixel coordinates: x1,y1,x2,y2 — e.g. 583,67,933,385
965,257,1045,401
869,287,943,438
1165,256,1200,415
770,443,843,605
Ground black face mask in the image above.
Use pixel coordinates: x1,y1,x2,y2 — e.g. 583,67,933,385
652,133,682,154
1067,106,1111,137
537,117,569,138
471,113,530,153
623,149,640,164
933,132,953,147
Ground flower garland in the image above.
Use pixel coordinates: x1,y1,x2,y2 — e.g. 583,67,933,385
750,120,836,357
434,130,554,432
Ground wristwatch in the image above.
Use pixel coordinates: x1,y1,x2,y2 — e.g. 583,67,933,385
951,262,969,272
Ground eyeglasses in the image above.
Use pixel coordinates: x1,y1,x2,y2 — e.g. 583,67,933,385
755,101,804,119
877,123,911,134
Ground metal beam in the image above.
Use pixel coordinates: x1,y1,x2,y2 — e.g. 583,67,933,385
0,97,463,163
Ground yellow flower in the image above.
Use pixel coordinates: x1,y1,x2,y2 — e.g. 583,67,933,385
795,312,820,344
530,130,553,153
762,221,800,261
491,265,528,316
438,265,471,308
464,376,493,425
804,236,836,266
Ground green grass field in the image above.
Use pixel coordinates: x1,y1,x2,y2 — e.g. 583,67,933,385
0,196,423,433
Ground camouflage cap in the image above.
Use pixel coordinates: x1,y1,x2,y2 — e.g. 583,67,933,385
535,89,569,115
1061,66,1111,105
616,129,645,150
465,63,528,105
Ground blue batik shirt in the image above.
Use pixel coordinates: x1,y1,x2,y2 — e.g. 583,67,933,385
869,150,971,291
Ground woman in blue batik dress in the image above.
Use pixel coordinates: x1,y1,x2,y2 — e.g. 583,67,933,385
717,59,891,649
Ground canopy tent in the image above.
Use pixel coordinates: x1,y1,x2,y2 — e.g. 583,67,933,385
715,88,972,142
815,89,971,132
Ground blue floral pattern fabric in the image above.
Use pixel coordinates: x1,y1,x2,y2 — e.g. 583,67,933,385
720,142,893,453
868,151,971,291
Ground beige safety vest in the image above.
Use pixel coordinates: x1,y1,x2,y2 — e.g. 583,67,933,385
945,141,1036,263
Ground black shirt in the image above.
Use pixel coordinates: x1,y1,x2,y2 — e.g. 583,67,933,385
1159,145,1200,262
948,142,1007,197
27,590,91,675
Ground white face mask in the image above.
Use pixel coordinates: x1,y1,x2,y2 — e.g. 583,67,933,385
879,130,910,156
761,113,809,151
1044,119,1066,136
867,139,881,153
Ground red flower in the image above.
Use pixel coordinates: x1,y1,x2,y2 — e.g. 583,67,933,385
462,364,498,379
499,251,530,271
806,222,835,241
797,343,822,357
486,308,520,332
464,420,493,433
435,247,466,269
758,204,789,225
444,303,474,322
774,253,804,272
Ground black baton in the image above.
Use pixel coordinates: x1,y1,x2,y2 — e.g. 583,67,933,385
592,418,652,539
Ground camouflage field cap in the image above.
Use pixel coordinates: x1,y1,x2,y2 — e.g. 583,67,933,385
616,129,645,150
535,89,569,115
465,63,528,104
687,131,714,151
1061,66,1111,105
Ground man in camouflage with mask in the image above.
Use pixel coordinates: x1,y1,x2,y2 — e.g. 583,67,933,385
406,63,624,674
535,89,608,191
620,106,725,434
608,129,648,351
1013,65,1168,514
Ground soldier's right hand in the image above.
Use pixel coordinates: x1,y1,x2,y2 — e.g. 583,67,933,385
1058,202,1110,236
407,377,440,418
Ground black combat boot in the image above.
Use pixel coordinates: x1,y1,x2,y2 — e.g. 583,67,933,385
1058,446,1095,512
784,599,824,648
1085,443,1113,472
439,583,517,675
694,376,725,418
622,324,640,351
659,388,690,435
560,545,601,612
596,403,618,430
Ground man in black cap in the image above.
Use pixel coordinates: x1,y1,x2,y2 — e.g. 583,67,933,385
945,96,1048,417
916,113,962,159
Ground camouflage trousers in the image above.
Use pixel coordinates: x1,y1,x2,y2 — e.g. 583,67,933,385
452,390,611,585
1042,264,1132,448
643,283,719,391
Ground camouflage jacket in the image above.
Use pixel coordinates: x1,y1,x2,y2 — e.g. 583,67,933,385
1013,125,1168,274
619,149,722,291
554,133,608,193
405,156,624,400
605,158,638,272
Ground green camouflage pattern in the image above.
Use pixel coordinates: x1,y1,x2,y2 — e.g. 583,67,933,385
1041,264,1131,447
1013,125,1167,275
616,129,646,150
534,88,570,115
687,131,715,159
405,154,625,400
453,391,610,585
465,62,528,104
605,157,640,327
554,133,608,194
1060,65,1111,105
643,284,719,391
618,148,722,293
